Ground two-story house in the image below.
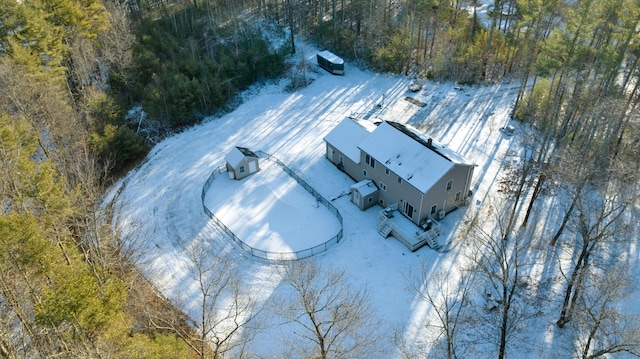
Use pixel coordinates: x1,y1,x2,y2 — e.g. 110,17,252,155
324,118,475,231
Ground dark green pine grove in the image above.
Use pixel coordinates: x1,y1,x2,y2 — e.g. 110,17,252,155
128,7,288,125
1,0,640,357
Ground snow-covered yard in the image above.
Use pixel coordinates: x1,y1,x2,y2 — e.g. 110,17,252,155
203,157,342,255
105,43,640,358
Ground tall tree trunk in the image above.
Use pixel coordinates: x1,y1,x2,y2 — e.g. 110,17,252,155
582,318,602,359
405,0,416,75
503,148,532,241
521,172,545,226
558,244,588,328
550,177,586,246
566,248,592,323
613,77,640,157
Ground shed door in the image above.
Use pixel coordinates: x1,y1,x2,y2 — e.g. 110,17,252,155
249,160,257,174
327,146,334,160
352,190,360,206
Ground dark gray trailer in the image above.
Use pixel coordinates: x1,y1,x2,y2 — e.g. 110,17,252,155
317,50,344,75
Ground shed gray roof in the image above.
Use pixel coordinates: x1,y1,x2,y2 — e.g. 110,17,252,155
351,179,378,196
225,146,258,168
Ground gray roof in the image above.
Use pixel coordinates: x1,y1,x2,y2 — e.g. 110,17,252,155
358,121,473,193
225,146,258,167
323,118,377,163
351,179,378,196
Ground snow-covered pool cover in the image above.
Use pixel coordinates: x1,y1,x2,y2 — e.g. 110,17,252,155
203,159,341,253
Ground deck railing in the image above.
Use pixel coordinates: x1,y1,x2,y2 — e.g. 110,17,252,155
378,204,440,251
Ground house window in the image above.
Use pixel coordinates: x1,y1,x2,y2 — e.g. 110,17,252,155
385,168,390,175
397,177,402,184
380,181,387,191
379,199,385,205
339,156,344,165
431,205,437,215
455,191,461,202
368,197,373,203
446,180,453,191
365,154,375,168
363,169,368,177
239,165,245,173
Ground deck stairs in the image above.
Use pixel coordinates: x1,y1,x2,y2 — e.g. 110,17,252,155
378,204,442,251
378,218,393,238
424,230,440,249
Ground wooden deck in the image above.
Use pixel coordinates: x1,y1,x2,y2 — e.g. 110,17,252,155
378,203,441,251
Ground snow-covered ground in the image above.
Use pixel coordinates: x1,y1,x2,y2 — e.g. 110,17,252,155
203,158,341,254
105,43,639,358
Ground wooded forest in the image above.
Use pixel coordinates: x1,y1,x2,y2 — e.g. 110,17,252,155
1,0,639,356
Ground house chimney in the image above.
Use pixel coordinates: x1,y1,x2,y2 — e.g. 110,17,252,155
427,138,433,146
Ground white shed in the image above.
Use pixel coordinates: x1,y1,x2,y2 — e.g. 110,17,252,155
225,147,260,180
350,179,379,210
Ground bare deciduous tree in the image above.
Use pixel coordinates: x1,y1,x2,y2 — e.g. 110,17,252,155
402,266,472,359
556,182,631,328
189,241,262,359
275,259,383,359
145,240,261,359
467,199,534,359
572,270,640,359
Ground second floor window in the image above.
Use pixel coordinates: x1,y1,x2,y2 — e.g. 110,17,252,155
446,180,453,191
365,154,375,168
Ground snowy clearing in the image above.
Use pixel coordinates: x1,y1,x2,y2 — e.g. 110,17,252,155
105,42,640,358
